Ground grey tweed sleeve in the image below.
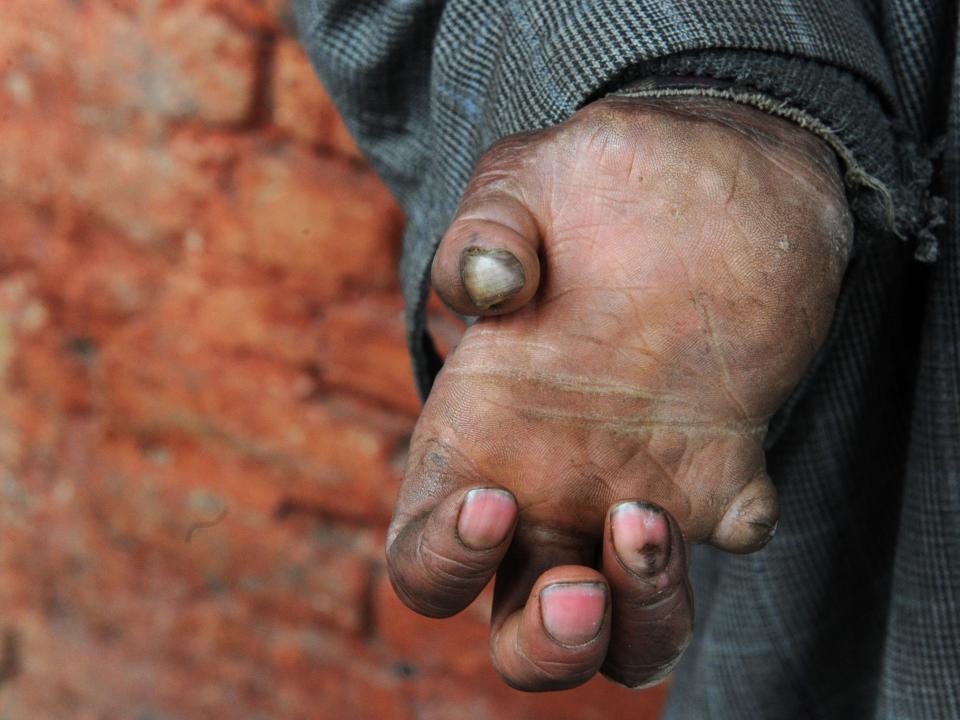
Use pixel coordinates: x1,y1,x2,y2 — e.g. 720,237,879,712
293,0,937,397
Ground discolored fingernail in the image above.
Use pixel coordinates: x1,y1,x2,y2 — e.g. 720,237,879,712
457,488,517,550
460,247,525,310
611,501,671,577
713,475,780,554
539,582,606,647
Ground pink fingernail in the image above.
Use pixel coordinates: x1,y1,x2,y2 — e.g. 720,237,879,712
539,582,606,646
611,501,671,577
457,488,517,550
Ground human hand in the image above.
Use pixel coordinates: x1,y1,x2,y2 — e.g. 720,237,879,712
387,94,852,690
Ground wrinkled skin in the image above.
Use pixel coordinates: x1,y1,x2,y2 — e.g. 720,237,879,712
387,95,852,691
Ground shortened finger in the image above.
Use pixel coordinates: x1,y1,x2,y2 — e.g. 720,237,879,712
431,194,541,316
712,472,780,553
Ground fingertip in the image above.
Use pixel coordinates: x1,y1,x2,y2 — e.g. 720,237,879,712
712,474,780,554
386,486,517,619
604,500,688,599
489,566,610,691
609,501,672,580
601,500,694,690
432,215,541,317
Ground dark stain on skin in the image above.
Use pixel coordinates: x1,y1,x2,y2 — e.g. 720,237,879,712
426,451,447,469
409,438,490,501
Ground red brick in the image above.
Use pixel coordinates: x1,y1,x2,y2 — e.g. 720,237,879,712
410,672,667,720
75,2,259,125
0,110,78,207
185,281,323,362
0,117,227,243
0,1,77,108
99,321,411,521
150,4,259,124
0,605,413,720
328,112,365,161
1,1,258,128
1,431,404,717
188,0,296,34
374,570,494,678
204,146,403,299
76,437,377,631
56,229,167,329
272,38,366,160
71,131,226,244
272,38,335,147
317,295,421,415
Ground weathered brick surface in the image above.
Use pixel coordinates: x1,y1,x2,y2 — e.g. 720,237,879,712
0,1,667,717
272,38,362,159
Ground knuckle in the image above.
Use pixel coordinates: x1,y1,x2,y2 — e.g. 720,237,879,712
466,133,542,197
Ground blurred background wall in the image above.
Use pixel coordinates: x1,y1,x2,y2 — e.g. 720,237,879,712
0,2,665,718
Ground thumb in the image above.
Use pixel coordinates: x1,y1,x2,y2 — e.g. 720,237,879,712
431,192,541,316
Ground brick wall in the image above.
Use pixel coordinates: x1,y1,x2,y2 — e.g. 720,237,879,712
0,2,666,718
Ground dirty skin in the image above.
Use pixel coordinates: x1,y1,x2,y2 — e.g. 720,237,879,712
388,94,852,691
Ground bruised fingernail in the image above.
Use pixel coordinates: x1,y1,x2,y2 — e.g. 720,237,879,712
611,501,670,577
457,488,517,550
460,247,525,310
539,582,606,647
